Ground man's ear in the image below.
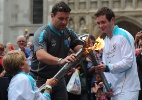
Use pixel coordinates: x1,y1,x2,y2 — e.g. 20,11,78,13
111,17,114,22
51,13,54,18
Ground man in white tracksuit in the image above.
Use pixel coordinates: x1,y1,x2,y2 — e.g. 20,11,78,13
94,7,140,100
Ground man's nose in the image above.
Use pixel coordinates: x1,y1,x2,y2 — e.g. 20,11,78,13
62,19,68,24
99,23,103,28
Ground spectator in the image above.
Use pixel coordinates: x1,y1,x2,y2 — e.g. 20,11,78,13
5,42,15,53
135,30,142,100
17,35,31,58
0,43,5,73
92,73,108,100
135,30,142,48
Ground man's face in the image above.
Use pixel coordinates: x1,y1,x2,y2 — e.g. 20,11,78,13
17,37,26,49
96,15,114,34
51,12,70,31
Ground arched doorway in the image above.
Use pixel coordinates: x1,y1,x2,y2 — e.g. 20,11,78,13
115,16,142,38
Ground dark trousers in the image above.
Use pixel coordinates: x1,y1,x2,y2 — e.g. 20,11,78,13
139,82,142,100
0,77,10,100
0,67,3,73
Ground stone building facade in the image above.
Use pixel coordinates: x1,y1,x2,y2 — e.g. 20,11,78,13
0,0,142,45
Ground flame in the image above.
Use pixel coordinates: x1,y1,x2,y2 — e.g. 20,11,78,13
95,37,105,50
83,36,105,55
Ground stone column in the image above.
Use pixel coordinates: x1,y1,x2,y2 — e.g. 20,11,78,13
86,0,90,11
121,0,125,10
47,0,54,23
0,0,4,43
43,0,48,24
3,0,11,44
97,0,102,8
74,1,79,32
132,0,137,9
75,0,79,11
109,0,113,9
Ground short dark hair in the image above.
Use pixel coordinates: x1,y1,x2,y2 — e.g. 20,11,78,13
51,1,71,15
95,7,115,21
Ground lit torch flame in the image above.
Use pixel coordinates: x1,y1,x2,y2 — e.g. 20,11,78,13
95,36,105,50
83,36,105,55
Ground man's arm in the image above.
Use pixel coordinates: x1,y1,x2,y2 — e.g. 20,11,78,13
36,49,77,66
36,49,59,65
73,45,83,53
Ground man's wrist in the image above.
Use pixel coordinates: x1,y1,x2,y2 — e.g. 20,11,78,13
58,58,63,65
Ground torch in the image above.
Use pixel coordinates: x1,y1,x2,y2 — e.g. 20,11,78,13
39,48,85,91
53,34,90,79
53,47,85,79
39,34,89,91
82,36,111,92
89,50,112,92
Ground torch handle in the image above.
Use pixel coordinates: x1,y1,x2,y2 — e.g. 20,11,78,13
99,72,112,92
53,48,83,79
89,50,112,92
39,48,84,92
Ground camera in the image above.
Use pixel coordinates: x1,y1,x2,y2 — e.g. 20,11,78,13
29,33,34,36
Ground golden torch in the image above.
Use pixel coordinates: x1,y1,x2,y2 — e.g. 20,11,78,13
84,37,111,92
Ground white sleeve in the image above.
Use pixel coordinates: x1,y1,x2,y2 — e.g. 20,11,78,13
109,36,134,73
8,75,50,100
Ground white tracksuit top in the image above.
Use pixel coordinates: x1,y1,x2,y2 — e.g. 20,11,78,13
103,25,140,95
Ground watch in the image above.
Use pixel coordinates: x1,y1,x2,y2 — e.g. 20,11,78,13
58,58,63,65
44,85,52,92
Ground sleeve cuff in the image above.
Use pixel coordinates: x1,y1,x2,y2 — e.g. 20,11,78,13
43,92,51,99
105,64,110,72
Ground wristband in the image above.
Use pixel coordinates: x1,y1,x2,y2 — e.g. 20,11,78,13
44,85,52,92
58,58,62,65
105,65,110,72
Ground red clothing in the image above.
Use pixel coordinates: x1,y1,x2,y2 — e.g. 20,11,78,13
0,57,3,73
135,49,139,56
0,57,2,68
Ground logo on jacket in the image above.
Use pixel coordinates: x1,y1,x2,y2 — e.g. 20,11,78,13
65,37,71,47
51,39,56,47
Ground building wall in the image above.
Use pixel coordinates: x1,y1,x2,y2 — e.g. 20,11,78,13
0,0,142,45
0,0,4,43
67,0,142,37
